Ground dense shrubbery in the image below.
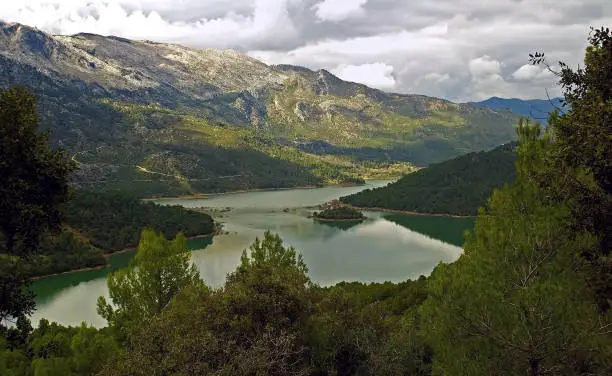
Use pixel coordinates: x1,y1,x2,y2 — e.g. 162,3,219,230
2,232,434,376
313,206,365,220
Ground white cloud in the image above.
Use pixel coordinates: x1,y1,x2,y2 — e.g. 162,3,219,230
511,64,557,82
469,56,501,79
313,0,368,22
330,63,396,89
0,0,298,49
512,64,542,81
1,0,611,101
423,72,451,83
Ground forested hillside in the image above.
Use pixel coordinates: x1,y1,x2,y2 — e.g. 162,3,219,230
63,190,215,252
342,142,517,215
26,190,216,278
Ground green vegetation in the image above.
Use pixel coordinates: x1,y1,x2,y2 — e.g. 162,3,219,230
341,142,517,216
21,190,217,280
1,24,611,376
419,28,612,374
62,190,215,252
33,230,107,277
0,319,119,376
0,87,75,325
0,88,216,283
313,206,366,221
0,24,519,198
97,230,201,341
2,232,433,376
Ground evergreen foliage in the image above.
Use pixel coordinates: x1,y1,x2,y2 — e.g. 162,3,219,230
63,190,216,252
0,87,75,326
97,230,201,339
341,142,517,216
313,206,366,220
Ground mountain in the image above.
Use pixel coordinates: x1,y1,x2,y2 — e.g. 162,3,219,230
468,97,565,124
341,142,517,216
0,22,520,196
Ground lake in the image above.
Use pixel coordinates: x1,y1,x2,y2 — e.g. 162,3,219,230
30,181,474,327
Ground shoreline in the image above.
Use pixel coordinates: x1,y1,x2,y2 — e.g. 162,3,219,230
312,217,368,222
101,231,218,258
30,231,218,281
142,185,321,202
346,205,475,219
141,182,373,202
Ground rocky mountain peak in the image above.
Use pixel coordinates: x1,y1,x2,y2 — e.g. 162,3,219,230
0,21,60,58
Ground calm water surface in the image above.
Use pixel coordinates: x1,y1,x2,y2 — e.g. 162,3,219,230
30,181,474,327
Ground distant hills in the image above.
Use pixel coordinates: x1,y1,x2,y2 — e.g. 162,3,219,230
0,22,520,196
341,142,518,216
468,97,565,124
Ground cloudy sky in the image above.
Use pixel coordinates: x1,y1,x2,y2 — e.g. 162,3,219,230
1,0,610,101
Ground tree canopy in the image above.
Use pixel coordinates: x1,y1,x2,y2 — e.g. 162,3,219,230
97,229,201,339
0,87,75,326
419,27,612,375
341,142,517,216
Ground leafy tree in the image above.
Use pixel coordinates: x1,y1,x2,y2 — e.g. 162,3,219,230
97,229,201,338
69,323,119,375
100,232,314,376
0,87,75,326
0,318,119,376
530,27,612,312
419,120,611,375
0,87,75,255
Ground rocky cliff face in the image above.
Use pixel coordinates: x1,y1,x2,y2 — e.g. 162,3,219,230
0,22,519,195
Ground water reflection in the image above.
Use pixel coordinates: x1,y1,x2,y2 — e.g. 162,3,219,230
315,220,362,232
30,181,473,327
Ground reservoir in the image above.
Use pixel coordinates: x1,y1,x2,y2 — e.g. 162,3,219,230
31,181,474,327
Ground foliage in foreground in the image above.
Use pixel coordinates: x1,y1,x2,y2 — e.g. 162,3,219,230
1,231,434,376
419,27,612,375
0,87,75,325
97,229,201,340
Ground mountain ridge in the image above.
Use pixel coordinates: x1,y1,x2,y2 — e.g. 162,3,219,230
0,22,520,196
468,96,565,124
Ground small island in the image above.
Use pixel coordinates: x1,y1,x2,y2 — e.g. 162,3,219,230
312,206,366,222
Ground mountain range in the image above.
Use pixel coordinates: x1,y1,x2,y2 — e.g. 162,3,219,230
0,22,521,196
469,97,565,125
